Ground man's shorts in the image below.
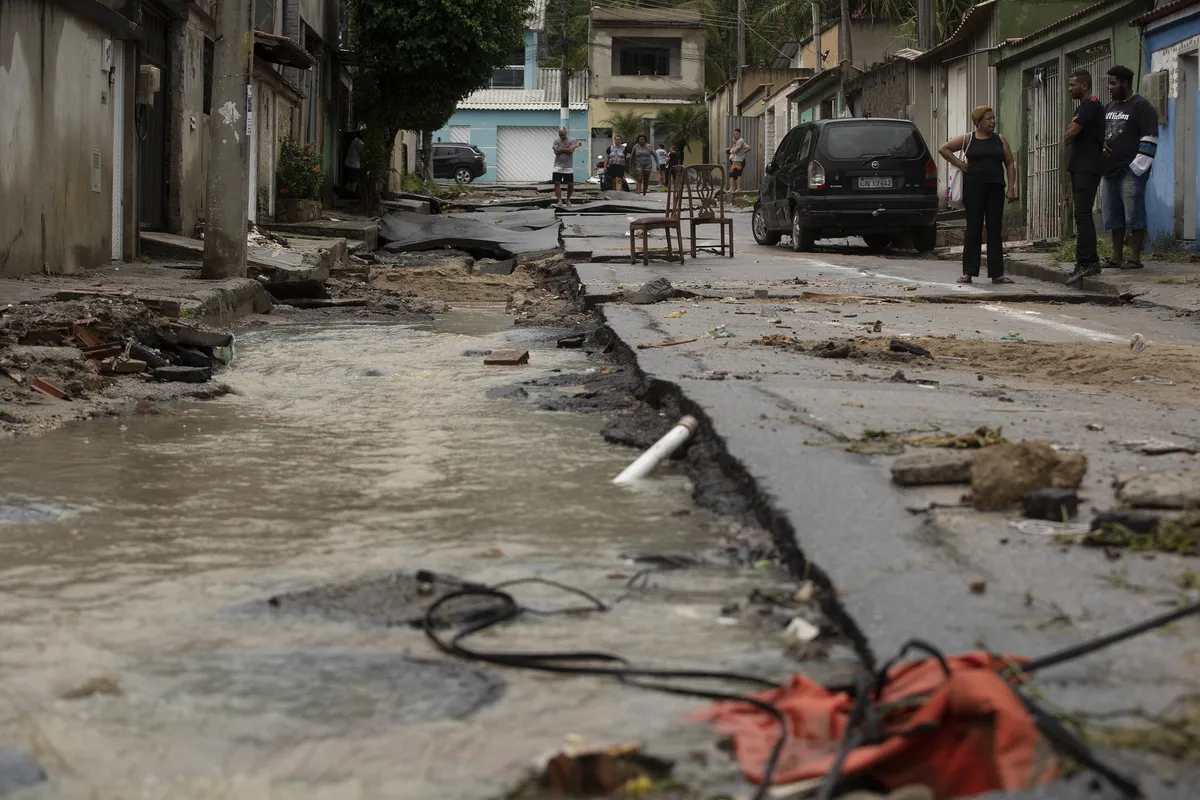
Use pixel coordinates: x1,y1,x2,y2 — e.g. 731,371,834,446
1101,167,1148,231
729,163,744,179
552,171,574,184
607,165,626,180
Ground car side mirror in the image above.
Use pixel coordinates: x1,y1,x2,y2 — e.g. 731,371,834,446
765,161,778,175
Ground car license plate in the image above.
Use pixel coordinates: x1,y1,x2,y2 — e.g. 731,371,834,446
858,176,893,189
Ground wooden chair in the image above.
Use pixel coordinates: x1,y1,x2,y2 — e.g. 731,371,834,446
684,164,734,259
629,166,686,265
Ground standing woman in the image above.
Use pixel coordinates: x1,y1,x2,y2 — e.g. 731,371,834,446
939,106,1019,284
605,135,629,192
631,135,657,195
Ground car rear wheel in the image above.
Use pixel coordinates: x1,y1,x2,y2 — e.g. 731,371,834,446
791,209,815,252
752,205,781,246
911,225,938,253
863,234,892,251
454,167,474,184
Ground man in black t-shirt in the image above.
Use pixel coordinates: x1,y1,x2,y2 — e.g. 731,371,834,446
1100,64,1159,270
1064,68,1105,285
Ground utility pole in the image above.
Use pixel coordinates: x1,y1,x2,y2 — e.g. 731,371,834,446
917,0,934,51
838,0,853,68
736,0,746,101
559,0,570,126
203,0,253,279
812,0,822,72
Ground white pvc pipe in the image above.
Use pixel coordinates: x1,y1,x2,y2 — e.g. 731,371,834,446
613,416,699,485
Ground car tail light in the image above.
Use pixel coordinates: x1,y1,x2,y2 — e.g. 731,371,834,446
808,160,826,190
925,158,937,188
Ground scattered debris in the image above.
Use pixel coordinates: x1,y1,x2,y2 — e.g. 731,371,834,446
463,348,493,357
813,340,855,359
484,349,530,366
905,426,1006,450
59,674,122,700
1090,509,1162,535
636,338,698,350
784,616,821,642
889,339,931,358
970,441,1087,510
515,740,675,798
1120,439,1197,455
1131,375,1175,385
1116,468,1200,509
1022,488,1080,521
556,334,586,349
969,577,987,595
1010,519,1090,536
872,320,883,333
664,309,686,318
891,450,976,486
1130,333,1146,353
1085,512,1200,555
706,325,736,339
31,376,69,400
152,365,212,383
1086,423,1105,431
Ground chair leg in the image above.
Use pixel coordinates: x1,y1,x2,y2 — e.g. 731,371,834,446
629,227,636,265
690,222,697,259
642,228,649,266
727,220,734,258
665,226,671,261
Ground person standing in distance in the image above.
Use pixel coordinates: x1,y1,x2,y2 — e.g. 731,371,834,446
631,134,657,195
1100,64,1159,270
1064,69,1105,285
605,134,629,192
727,128,750,193
938,106,1019,284
551,127,578,206
655,142,669,187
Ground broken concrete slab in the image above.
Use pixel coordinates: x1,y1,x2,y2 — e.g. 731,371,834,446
9,345,85,363
382,197,431,215
274,297,368,309
484,349,530,365
468,209,560,231
471,258,517,276
971,442,1087,510
377,212,561,259
1116,468,1200,510
166,322,233,349
554,199,664,216
261,279,331,301
257,218,379,251
890,450,976,486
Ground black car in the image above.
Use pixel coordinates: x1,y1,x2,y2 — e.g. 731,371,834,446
432,143,486,184
752,118,939,252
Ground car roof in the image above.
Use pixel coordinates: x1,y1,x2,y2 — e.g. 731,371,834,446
811,118,916,126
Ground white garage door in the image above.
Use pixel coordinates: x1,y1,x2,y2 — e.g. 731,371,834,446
496,126,557,183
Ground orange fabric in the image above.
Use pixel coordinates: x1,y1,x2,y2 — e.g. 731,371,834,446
694,652,1058,800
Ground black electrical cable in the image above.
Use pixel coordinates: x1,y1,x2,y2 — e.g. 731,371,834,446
420,577,791,800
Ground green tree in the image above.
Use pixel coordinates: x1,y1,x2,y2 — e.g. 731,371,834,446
349,0,530,203
654,105,709,151
602,110,648,141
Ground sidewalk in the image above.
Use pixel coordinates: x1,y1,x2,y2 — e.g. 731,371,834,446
1004,252,1200,313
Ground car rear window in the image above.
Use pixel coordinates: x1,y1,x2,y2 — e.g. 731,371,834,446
820,122,923,159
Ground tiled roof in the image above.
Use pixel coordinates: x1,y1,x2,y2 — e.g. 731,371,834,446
1130,0,1200,24
457,88,586,111
913,0,995,62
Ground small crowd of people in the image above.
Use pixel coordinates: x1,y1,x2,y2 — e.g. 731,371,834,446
595,134,684,194
938,64,1158,284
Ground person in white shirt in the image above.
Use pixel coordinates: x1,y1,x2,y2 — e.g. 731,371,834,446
344,127,365,194
655,144,668,186
551,127,579,206
727,128,750,192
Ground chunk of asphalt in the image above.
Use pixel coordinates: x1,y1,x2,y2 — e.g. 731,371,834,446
626,277,673,305
889,339,932,358
129,342,171,369
1022,487,1080,521
1116,468,1200,509
1089,509,1161,534
152,365,212,383
556,333,586,349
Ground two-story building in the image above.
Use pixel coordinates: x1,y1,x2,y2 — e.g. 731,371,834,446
430,0,589,184
587,6,707,164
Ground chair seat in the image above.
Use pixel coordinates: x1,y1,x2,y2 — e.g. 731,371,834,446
630,216,676,227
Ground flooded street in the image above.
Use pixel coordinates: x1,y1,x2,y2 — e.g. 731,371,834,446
0,311,825,799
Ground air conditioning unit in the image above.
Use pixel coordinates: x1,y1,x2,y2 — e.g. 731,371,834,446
137,64,161,106
1143,69,1169,121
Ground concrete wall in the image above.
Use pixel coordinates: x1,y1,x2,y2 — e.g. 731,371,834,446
431,108,590,183
168,6,213,237
792,21,914,72
589,22,705,100
1143,15,1200,244
1,0,119,276
848,59,910,119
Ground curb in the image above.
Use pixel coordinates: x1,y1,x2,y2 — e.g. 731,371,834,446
1004,256,1124,297
185,279,273,327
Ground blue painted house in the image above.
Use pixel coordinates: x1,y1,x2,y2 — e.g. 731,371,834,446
1135,0,1199,245
433,1,590,184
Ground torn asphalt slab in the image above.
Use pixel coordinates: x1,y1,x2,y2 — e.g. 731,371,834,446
377,212,561,259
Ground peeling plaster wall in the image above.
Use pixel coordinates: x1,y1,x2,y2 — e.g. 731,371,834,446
168,7,212,237
1,0,116,276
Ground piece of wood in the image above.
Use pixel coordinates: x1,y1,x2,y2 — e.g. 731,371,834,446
636,338,698,350
483,349,530,365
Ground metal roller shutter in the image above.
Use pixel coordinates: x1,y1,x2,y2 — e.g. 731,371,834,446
496,126,558,183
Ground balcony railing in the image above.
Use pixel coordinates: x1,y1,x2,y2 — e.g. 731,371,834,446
534,68,589,106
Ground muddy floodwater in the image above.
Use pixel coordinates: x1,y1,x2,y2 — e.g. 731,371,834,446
0,310,828,799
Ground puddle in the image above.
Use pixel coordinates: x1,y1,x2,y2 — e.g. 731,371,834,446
0,312,840,798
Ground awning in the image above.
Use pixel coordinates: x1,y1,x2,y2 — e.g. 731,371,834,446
254,31,315,69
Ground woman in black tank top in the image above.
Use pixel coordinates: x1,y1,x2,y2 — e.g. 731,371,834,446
939,106,1019,284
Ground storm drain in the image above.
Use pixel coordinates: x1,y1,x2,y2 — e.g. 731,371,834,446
137,649,504,727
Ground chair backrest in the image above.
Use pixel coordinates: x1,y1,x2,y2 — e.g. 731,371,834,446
683,164,726,221
664,165,687,220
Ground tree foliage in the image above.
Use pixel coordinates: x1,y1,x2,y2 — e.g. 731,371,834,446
602,110,648,140
654,105,709,151
349,0,530,197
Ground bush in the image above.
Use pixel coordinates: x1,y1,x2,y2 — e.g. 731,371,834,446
277,137,322,199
